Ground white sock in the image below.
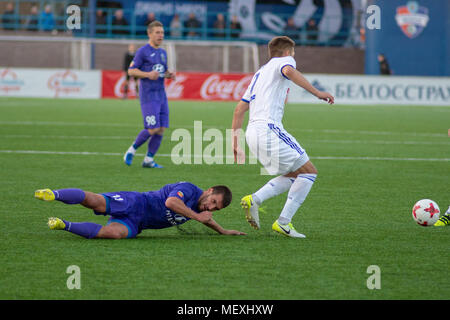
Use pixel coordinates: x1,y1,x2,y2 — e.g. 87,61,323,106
278,174,317,225
144,155,154,163
446,206,450,215
253,175,295,206
127,145,136,154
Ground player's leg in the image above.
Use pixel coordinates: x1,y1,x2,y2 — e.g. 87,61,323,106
143,95,168,168
272,161,317,238
95,222,129,239
133,77,139,96
123,73,130,99
124,129,151,166
43,191,139,239
241,175,294,229
35,188,85,204
47,218,128,239
241,123,299,229
142,127,164,168
47,217,103,239
123,100,158,166
36,188,106,239
35,188,107,210
434,205,450,226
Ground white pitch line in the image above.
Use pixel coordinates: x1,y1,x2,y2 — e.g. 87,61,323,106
1,134,131,140
1,134,449,146
0,120,447,138
0,149,449,162
310,139,450,146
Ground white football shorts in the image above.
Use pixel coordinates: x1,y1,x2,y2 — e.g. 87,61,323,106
245,121,309,175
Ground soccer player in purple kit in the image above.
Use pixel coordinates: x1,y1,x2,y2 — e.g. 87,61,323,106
34,183,246,239
123,20,175,168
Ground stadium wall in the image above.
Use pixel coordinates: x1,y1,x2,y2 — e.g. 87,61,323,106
1,67,449,105
0,38,364,74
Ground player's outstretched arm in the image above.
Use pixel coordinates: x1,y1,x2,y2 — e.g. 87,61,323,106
203,218,247,236
282,65,334,104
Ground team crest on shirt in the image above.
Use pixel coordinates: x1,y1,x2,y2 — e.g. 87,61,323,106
152,64,165,77
395,1,429,39
160,53,166,64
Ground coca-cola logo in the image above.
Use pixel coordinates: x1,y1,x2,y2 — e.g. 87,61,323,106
200,74,253,100
114,74,138,98
166,74,186,99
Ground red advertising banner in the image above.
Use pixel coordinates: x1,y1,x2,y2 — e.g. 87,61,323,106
101,70,253,101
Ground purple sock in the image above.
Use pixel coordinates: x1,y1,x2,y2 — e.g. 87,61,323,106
147,134,163,155
53,189,85,204
63,220,102,239
133,129,151,149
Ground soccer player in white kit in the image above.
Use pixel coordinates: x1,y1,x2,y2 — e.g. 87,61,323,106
232,36,334,238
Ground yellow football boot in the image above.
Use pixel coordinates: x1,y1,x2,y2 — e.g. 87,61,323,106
34,189,55,201
272,220,306,238
240,195,260,229
47,217,66,230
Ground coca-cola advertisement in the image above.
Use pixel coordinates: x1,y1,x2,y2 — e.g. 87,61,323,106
101,70,252,101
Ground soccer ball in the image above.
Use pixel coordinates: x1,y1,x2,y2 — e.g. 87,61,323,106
412,199,440,226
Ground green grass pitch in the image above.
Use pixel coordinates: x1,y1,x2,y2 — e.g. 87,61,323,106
0,97,449,300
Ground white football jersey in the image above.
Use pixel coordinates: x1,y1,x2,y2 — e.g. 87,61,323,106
242,55,296,124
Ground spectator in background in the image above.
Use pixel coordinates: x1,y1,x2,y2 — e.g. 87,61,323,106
284,17,300,42
184,12,201,38
39,4,55,32
230,15,241,39
24,5,39,31
95,9,106,35
306,18,318,45
2,2,16,30
169,13,181,38
123,44,138,99
213,13,225,38
112,9,129,35
359,27,366,49
144,12,155,27
378,54,392,75
139,12,156,35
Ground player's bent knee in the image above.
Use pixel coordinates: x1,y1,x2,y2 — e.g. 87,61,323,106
97,224,128,239
82,192,107,212
285,161,318,177
147,127,165,136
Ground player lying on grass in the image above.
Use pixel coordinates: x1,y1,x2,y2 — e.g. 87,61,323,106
34,182,246,239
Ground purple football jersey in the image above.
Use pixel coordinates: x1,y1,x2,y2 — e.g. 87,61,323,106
129,43,168,103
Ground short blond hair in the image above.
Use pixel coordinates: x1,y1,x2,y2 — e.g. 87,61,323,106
147,20,163,32
268,36,295,58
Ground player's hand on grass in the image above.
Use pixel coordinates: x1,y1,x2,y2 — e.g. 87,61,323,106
317,91,335,104
223,229,247,236
147,71,160,80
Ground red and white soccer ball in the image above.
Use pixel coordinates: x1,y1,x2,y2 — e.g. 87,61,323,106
412,199,440,226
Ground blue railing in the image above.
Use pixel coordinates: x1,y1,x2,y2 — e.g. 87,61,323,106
0,2,358,46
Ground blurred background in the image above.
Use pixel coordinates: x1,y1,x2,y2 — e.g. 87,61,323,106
0,0,448,102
